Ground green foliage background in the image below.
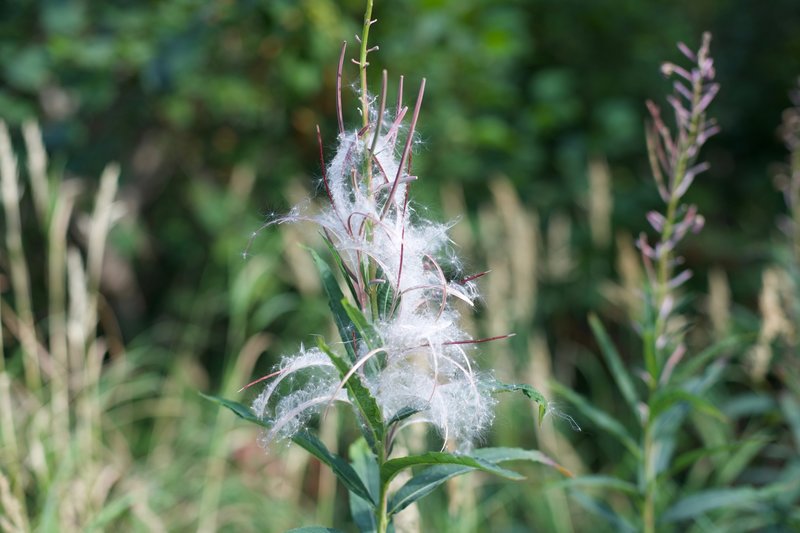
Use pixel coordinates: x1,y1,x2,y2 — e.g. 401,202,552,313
1,0,799,531
2,0,798,342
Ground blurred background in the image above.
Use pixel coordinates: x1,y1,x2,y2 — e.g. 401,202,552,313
1,0,799,531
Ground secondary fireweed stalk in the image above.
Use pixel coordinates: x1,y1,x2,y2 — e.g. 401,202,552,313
553,33,723,533
638,33,719,533
204,2,566,532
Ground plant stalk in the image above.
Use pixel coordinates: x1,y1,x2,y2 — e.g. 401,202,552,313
654,71,705,343
376,477,390,533
642,387,657,533
359,0,374,131
644,49,707,533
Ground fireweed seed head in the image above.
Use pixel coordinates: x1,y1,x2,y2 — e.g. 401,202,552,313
251,83,502,450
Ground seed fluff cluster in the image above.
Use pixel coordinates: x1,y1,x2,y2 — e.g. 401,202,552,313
250,46,499,452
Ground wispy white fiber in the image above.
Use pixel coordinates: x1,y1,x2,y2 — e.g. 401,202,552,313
253,99,496,451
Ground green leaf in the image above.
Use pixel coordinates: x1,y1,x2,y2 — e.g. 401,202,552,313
650,388,726,422
714,432,772,486
375,266,396,320
341,298,383,351
317,339,385,456
661,487,766,522
548,475,638,495
665,443,742,479
348,438,379,533
309,248,357,362
286,526,342,533
340,297,385,375
570,491,637,533
322,233,359,303
381,452,524,488
386,405,425,426
201,394,374,504
779,392,800,449
471,447,572,477
642,326,658,382
199,392,270,428
293,430,375,505
549,381,641,458
674,334,749,381
388,446,570,516
486,380,548,426
83,495,135,532
588,313,639,417
388,464,469,516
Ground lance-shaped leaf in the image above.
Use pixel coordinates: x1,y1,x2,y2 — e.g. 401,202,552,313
387,447,571,516
375,266,397,320
550,382,641,458
387,464,468,516
673,334,746,381
348,438,380,533
322,233,359,304
200,393,268,427
309,248,357,362
286,526,342,533
342,298,383,351
485,380,548,426
571,491,637,533
200,394,374,504
341,297,386,375
661,486,773,523
386,405,425,427
381,451,524,489
473,447,572,477
317,339,385,456
547,475,638,495
588,313,639,417
649,388,726,422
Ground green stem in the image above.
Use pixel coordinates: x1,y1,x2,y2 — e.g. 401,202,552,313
376,478,390,533
642,420,656,533
653,72,704,361
356,0,380,319
644,63,705,533
374,432,390,533
359,0,374,130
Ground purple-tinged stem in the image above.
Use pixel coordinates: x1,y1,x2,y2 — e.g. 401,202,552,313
371,70,388,156
316,125,344,227
441,333,516,346
396,75,404,116
459,271,490,284
381,79,426,220
359,0,375,130
336,42,346,135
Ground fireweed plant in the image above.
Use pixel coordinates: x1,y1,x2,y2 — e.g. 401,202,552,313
204,2,567,532
551,33,756,532
554,33,786,533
